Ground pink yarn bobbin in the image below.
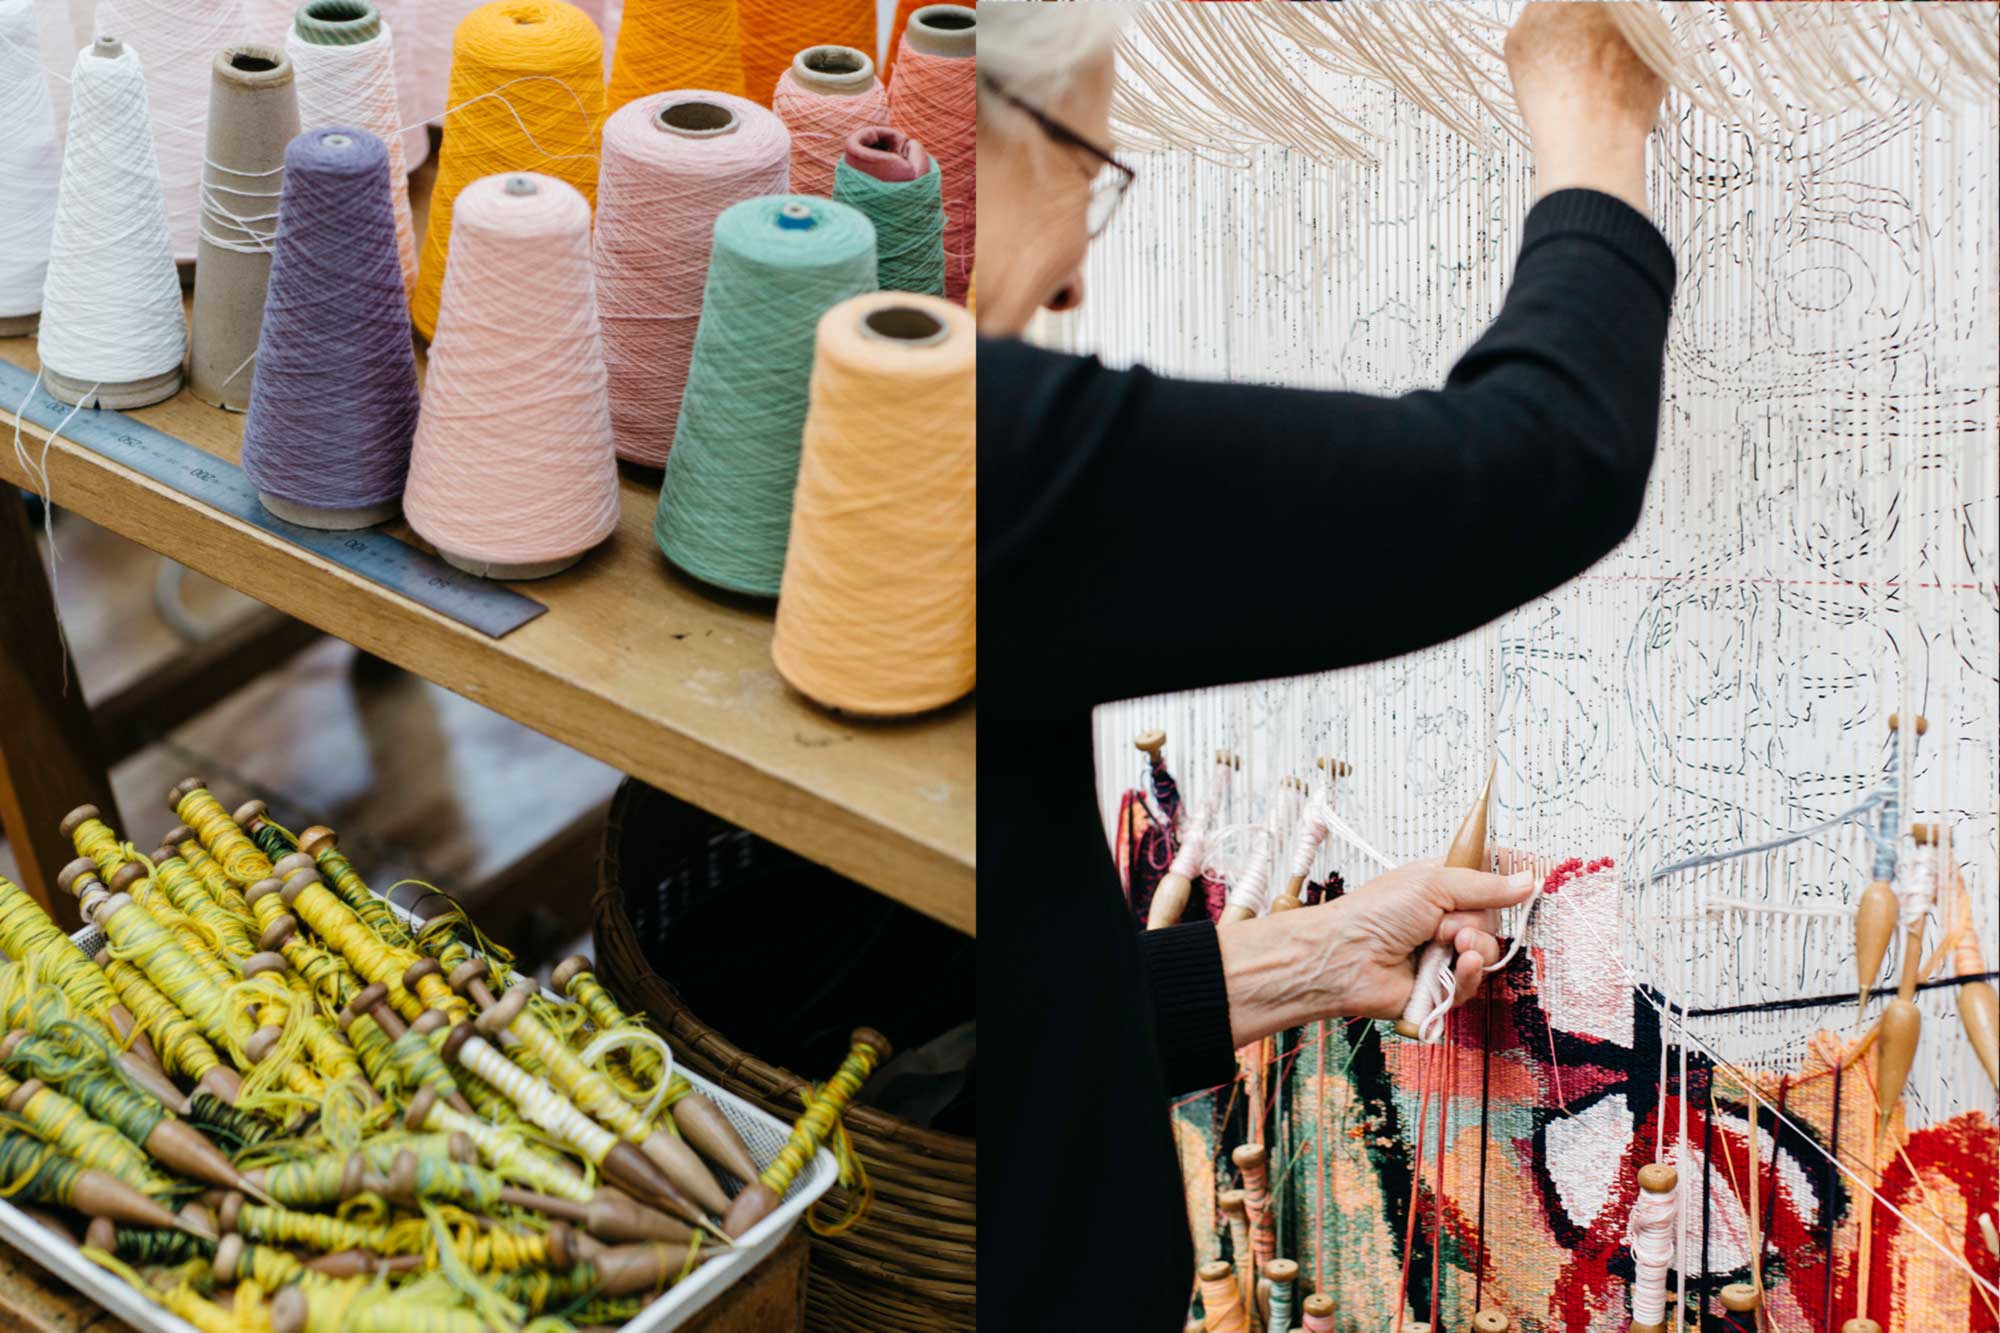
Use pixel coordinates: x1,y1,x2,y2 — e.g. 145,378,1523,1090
404,172,618,579
771,45,887,200
592,89,789,468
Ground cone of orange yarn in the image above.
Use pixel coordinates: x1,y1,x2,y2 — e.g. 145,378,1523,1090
412,0,604,339
888,5,975,304
772,292,974,717
606,0,743,111
737,0,870,110
771,45,887,199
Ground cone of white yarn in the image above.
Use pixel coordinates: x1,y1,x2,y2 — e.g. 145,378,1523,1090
372,0,429,169
287,0,416,294
30,0,73,142
94,0,251,264
2,0,63,333
244,0,291,44
37,36,186,405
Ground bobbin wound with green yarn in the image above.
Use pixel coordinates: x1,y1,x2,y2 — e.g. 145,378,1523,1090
656,194,878,596
833,157,945,296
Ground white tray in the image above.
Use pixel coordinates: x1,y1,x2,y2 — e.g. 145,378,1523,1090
0,907,834,1333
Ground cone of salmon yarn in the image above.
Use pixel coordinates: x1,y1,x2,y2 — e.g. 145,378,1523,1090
404,172,619,579
606,0,742,112
94,0,252,265
655,195,877,597
736,0,870,111
773,292,973,716
833,127,943,297
594,91,790,468
241,128,419,529
413,0,604,339
888,6,974,304
770,45,886,199
287,0,418,294
883,0,968,85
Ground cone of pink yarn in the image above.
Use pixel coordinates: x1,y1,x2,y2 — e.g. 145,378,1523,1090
592,90,790,468
771,45,886,200
887,5,974,304
403,172,619,579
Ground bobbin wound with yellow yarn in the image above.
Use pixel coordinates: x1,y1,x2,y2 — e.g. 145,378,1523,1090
774,292,975,716
412,0,604,339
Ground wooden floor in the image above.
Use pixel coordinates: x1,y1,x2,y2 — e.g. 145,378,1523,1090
0,500,619,972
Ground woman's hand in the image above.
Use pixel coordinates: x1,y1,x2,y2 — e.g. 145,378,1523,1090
1216,853,1536,1049
1504,2,1666,215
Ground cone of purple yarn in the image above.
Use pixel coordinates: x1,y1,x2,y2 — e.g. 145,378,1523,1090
242,125,419,524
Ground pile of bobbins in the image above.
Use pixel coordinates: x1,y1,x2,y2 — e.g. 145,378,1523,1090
0,779,887,1331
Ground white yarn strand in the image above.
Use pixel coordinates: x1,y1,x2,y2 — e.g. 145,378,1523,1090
37,39,185,385
0,0,62,319
92,0,250,262
287,19,418,292
454,1031,620,1162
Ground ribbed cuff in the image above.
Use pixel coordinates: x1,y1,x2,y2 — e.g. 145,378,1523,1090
1519,187,1678,312
1141,920,1239,1096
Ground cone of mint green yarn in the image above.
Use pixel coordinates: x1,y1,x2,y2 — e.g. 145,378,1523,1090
655,195,878,596
832,156,944,297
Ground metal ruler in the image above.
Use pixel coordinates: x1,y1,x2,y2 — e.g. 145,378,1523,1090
1,361,546,638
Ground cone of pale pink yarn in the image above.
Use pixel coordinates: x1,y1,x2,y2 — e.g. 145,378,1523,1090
592,90,790,468
771,45,887,200
404,172,619,578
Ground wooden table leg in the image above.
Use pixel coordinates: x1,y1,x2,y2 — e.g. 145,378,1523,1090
0,497,117,929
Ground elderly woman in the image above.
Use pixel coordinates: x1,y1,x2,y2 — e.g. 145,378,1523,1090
975,4,1675,1329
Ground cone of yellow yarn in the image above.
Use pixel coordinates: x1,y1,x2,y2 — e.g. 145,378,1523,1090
412,0,604,338
772,292,975,716
607,0,744,112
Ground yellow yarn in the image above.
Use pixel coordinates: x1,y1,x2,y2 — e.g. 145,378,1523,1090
0,877,124,1031
413,0,605,339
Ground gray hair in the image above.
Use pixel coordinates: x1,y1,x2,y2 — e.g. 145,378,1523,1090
976,2,1130,127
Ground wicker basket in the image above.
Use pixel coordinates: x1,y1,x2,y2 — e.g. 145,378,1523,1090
593,781,975,1332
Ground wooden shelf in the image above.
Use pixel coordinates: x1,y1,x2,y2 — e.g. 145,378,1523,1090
0,163,974,933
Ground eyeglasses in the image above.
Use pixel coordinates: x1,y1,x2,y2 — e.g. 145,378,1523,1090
982,75,1136,238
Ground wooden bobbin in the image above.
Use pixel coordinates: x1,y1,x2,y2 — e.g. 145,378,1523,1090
1396,760,1493,1041
1854,875,1897,1022
1638,1161,1677,1195
1135,729,1166,761
1469,1313,1510,1333
1719,1282,1761,1313
1303,1293,1334,1319
1873,996,1922,1132
1315,757,1352,779
1840,1321,1883,1333
1886,711,1926,736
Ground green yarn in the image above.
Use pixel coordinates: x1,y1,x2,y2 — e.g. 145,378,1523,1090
832,158,945,298
655,194,879,596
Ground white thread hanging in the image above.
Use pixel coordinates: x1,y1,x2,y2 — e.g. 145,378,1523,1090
1897,836,1939,936
92,0,250,263
287,15,418,293
0,0,62,321
37,38,185,386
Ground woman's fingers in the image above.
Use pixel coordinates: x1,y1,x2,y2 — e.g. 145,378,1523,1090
1452,949,1489,1007
1448,926,1502,971
1427,865,1535,911
1436,910,1501,947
